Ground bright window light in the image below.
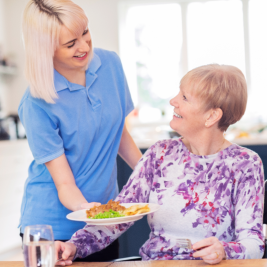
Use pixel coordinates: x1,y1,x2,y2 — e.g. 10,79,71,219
119,0,267,124
247,0,267,119
187,0,246,75
121,4,182,114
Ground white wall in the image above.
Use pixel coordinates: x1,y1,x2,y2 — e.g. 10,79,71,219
0,0,6,45
2,0,28,115
1,0,121,114
0,0,9,115
77,0,120,54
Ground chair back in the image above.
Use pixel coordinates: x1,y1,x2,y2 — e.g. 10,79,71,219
263,180,267,258
264,180,267,225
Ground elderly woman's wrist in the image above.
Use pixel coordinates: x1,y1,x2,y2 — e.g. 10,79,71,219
66,240,78,260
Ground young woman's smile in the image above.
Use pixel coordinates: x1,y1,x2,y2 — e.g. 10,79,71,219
73,52,88,61
53,26,92,72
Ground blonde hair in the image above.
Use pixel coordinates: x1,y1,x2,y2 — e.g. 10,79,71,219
22,0,89,103
180,64,247,131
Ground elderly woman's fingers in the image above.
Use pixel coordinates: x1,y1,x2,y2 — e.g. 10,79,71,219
55,241,64,261
56,260,73,266
193,237,226,264
55,241,76,266
202,251,221,260
202,251,224,265
192,236,217,250
193,244,215,258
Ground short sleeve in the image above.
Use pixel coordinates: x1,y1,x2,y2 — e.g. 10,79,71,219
123,72,134,117
19,99,64,164
111,51,134,117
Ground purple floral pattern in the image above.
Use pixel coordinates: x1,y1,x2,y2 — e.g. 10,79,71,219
69,138,264,260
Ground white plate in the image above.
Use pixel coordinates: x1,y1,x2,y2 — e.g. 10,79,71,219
66,203,160,225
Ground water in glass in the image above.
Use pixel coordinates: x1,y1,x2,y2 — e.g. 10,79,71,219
23,225,55,267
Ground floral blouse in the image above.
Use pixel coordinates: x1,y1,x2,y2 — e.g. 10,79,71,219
69,138,264,260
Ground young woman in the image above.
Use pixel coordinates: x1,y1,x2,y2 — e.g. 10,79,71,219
19,0,142,261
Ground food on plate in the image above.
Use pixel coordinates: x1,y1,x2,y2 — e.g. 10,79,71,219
123,204,150,216
86,200,126,219
93,210,125,219
86,200,151,219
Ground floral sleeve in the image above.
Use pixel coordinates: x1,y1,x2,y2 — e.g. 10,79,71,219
221,155,265,259
68,145,156,259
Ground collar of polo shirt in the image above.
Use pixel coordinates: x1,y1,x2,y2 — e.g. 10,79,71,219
54,52,101,92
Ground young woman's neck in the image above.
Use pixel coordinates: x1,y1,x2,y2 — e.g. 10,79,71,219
55,66,86,87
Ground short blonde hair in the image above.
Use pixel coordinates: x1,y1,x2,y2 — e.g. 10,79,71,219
180,64,247,131
22,0,90,103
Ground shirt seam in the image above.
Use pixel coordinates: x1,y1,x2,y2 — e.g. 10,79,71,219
35,148,65,164
20,97,58,127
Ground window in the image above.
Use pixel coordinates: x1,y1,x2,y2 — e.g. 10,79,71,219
119,0,267,124
187,1,245,74
248,0,267,120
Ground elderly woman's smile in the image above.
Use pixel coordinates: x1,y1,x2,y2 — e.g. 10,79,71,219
169,89,208,141
173,111,182,118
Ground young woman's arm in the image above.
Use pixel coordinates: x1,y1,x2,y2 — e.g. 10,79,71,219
55,143,157,263
45,154,99,211
118,124,142,170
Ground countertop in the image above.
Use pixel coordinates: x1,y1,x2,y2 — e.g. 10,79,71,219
134,136,267,149
1,136,267,150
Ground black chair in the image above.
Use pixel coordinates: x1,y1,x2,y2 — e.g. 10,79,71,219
263,180,267,258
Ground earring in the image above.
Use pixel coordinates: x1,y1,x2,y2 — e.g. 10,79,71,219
205,122,208,127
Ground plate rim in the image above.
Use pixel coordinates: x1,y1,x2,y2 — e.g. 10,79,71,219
66,202,160,223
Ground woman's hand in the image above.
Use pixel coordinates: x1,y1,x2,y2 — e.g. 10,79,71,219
192,237,226,264
55,241,77,266
79,202,101,210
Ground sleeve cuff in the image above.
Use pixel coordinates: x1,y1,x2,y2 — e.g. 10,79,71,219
220,241,246,259
35,148,65,164
66,241,79,261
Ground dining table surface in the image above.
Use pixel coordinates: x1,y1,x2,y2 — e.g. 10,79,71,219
1,260,267,267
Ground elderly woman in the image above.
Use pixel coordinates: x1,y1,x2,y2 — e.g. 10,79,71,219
56,64,264,265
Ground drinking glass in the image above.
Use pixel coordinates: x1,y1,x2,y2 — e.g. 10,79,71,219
23,225,55,267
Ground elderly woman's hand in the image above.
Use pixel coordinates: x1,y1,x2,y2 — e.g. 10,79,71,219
192,237,226,264
55,241,77,266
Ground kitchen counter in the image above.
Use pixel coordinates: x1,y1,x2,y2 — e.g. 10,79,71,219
134,136,267,149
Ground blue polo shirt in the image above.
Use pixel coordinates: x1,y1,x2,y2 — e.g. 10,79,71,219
18,48,134,240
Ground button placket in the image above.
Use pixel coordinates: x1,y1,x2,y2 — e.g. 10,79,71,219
86,73,101,110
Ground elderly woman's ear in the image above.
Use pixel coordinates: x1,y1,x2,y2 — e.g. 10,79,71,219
204,108,223,128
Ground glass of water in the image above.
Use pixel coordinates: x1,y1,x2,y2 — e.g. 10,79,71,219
23,225,55,267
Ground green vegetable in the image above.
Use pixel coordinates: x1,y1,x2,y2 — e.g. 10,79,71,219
92,209,125,219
